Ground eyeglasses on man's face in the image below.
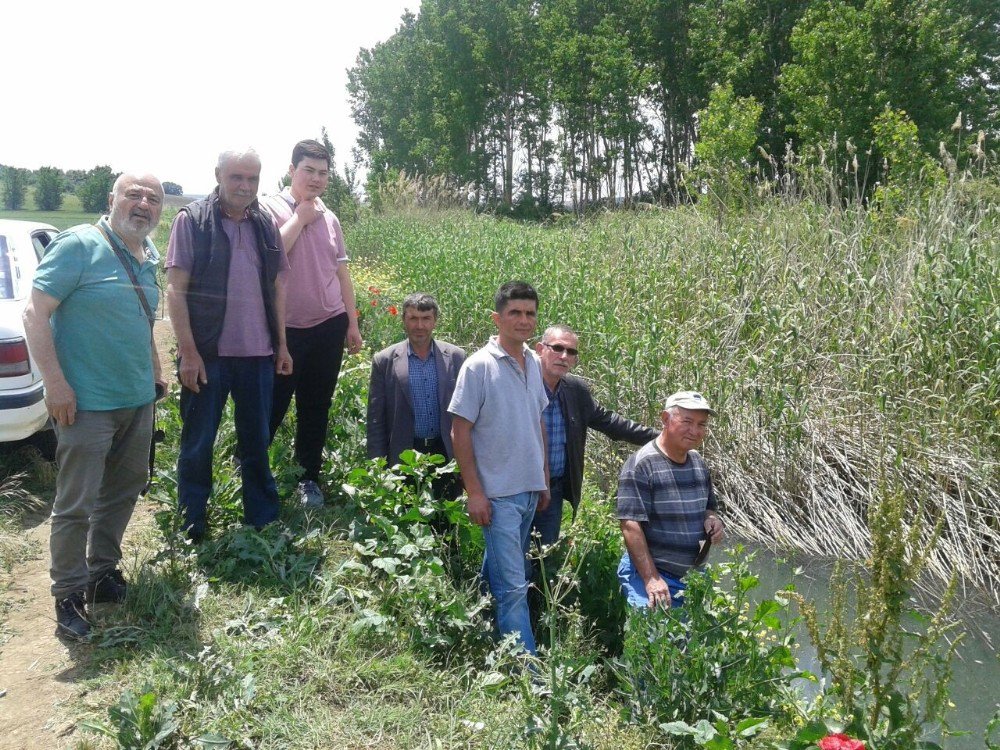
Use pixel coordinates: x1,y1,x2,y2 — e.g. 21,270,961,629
542,342,579,356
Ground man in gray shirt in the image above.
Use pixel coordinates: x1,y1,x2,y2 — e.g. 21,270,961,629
448,281,549,655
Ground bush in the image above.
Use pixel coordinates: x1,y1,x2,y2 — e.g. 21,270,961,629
337,452,492,660
34,166,64,211
78,165,118,213
615,547,807,748
790,481,962,749
1,166,27,210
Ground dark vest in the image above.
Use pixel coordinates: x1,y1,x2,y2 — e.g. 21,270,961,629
178,190,283,360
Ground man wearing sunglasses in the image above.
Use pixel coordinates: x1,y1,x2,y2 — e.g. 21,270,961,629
532,325,658,546
616,391,725,609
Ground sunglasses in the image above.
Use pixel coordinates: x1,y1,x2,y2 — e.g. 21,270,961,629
541,342,579,356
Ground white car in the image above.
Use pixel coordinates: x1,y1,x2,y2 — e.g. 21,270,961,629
0,219,59,452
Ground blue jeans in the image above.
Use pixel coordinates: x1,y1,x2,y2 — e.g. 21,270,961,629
482,491,539,655
531,476,565,546
178,357,279,538
618,552,686,609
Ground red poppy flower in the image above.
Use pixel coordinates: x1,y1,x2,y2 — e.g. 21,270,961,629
388,305,398,316
355,308,361,318
818,734,866,750
370,299,377,306
368,285,378,294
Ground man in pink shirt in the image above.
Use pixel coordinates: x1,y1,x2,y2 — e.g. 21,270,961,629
262,140,363,507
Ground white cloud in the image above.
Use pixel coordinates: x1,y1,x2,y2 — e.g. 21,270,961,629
1,0,413,195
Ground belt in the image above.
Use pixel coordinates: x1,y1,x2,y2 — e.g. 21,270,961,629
413,436,443,450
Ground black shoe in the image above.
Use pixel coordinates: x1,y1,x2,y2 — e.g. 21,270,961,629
87,569,128,604
55,592,90,640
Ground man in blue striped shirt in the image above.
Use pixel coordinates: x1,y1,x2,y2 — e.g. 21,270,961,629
616,391,725,609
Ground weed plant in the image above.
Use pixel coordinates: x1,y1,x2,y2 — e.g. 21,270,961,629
788,479,962,750
616,548,807,749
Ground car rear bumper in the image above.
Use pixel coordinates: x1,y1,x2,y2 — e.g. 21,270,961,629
0,381,49,441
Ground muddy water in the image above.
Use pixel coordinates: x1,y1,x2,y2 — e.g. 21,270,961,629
730,542,999,749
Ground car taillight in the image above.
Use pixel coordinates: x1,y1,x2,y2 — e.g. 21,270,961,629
0,338,31,377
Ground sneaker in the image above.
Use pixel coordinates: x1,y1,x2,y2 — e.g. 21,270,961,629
55,592,90,640
87,569,128,604
298,480,324,508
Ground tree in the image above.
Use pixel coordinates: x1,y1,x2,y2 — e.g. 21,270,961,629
1,166,28,210
162,181,183,196
779,0,977,164
34,167,64,211
77,166,118,214
694,83,763,210
320,128,359,223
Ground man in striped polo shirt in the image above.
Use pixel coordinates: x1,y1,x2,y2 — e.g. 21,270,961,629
616,391,725,609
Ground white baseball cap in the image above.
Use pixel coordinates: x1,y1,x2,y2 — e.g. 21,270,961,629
664,390,716,415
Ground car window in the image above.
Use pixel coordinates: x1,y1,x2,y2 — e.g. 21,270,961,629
0,236,13,300
32,230,57,260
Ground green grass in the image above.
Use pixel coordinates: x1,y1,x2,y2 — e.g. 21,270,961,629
0,188,100,230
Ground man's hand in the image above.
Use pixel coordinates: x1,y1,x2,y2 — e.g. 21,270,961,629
294,197,324,226
705,514,725,544
178,349,208,393
644,575,672,609
346,324,363,356
536,488,550,513
45,378,77,426
275,344,293,376
466,491,492,526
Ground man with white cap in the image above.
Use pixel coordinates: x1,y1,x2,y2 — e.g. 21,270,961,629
616,390,725,609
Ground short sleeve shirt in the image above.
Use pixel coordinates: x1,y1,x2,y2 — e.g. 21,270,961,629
448,336,549,498
166,209,288,356
616,442,717,577
32,218,158,411
262,190,348,329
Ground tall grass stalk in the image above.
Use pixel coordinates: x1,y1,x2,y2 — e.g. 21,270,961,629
347,185,999,601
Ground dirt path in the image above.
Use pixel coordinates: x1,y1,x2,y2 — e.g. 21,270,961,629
0,321,175,749
0,503,159,749
0,514,83,749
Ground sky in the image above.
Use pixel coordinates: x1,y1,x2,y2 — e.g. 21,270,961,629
1,0,415,196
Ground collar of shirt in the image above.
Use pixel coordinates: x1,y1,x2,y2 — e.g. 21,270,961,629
407,340,437,359
543,378,563,400
485,335,532,363
278,188,296,209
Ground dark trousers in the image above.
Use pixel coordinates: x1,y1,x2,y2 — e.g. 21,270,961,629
270,313,348,482
178,357,279,538
412,435,461,502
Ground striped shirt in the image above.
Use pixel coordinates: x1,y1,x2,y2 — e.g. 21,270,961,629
616,442,717,577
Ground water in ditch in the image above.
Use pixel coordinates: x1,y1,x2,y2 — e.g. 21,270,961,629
730,542,998,749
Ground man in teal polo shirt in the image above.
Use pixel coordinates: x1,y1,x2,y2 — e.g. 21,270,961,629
23,172,166,640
